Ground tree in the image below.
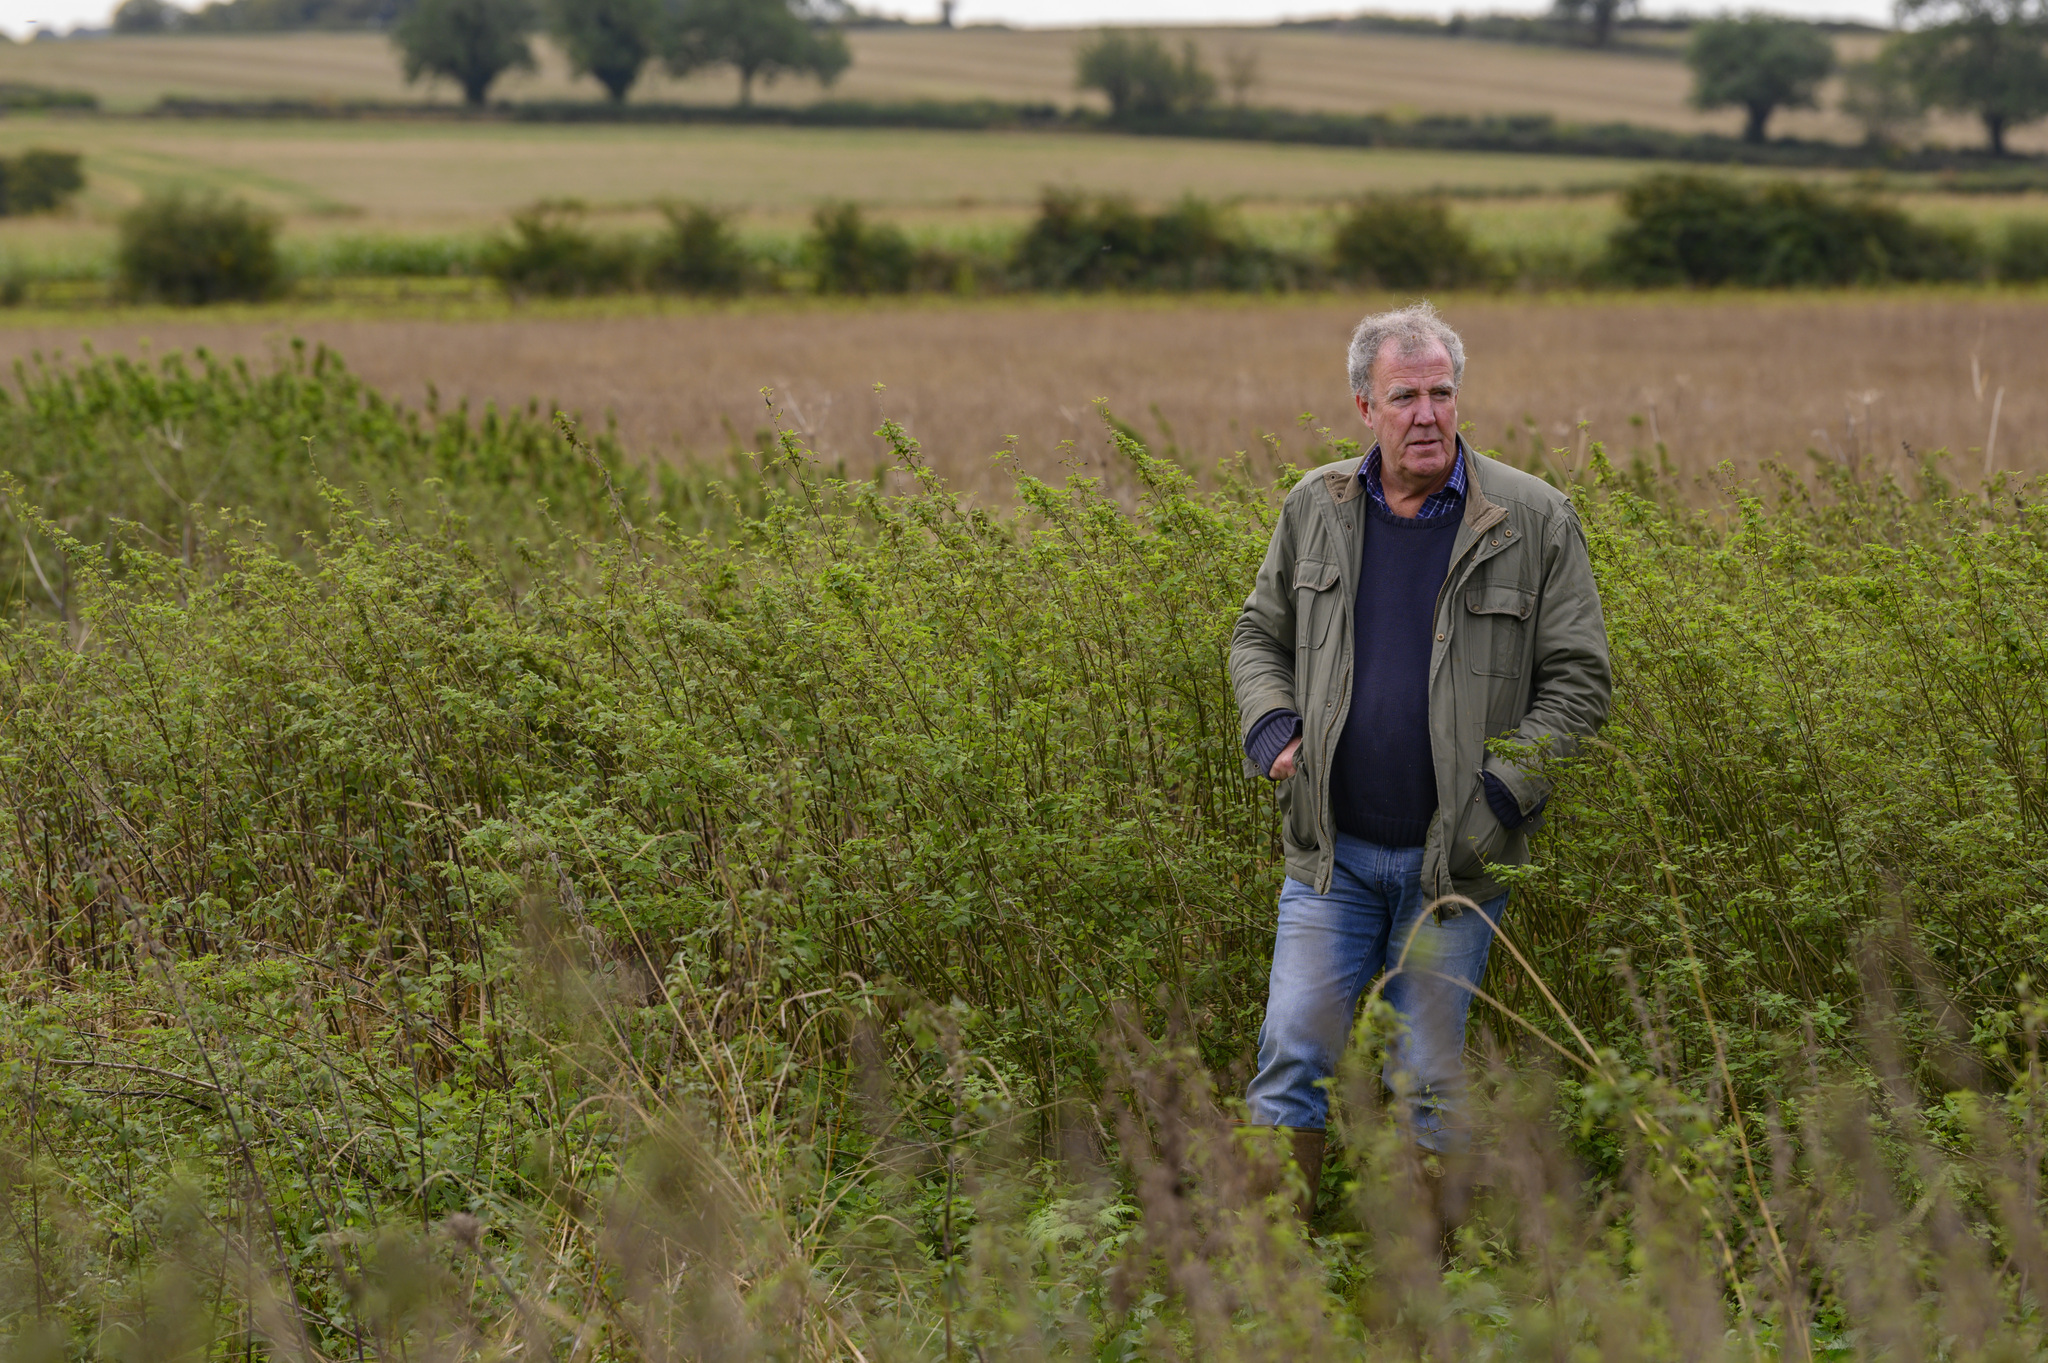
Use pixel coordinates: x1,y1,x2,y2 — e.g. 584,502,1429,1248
664,0,852,109
552,0,660,102
182,0,411,31
1889,0,2048,155
1074,30,1216,120
1221,45,1259,109
1838,54,1925,148
1552,0,1629,48
113,0,179,31
392,0,537,106
1686,15,1836,144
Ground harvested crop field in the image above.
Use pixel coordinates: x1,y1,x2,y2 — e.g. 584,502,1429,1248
0,116,1670,232
6,291,2040,499
2,27,2032,151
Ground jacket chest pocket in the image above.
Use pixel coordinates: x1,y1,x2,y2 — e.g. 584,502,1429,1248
1293,559,1343,729
1294,560,1343,650
1464,583,1535,678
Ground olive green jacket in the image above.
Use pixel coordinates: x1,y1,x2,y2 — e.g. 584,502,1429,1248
1229,443,1612,904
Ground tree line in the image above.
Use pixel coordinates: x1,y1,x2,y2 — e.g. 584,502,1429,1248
1066,14,2048,157
103,0,2048,153
404,0,849,105
112,0,850,106
1682,0,2048,155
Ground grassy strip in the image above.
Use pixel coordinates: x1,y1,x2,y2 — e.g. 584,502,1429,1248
11,186,2048,310
141,94,2048,182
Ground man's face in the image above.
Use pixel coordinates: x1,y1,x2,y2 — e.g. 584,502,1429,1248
1354,339,1459,494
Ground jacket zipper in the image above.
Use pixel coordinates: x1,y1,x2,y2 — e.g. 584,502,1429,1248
1308,456,1510,891
1425,503,1509,892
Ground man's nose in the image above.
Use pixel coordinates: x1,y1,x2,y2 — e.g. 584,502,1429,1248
1414,398,1438,425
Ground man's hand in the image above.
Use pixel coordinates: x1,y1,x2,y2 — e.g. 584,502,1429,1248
1269,737,1302,780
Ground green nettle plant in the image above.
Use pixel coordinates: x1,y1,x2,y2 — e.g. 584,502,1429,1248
1,349,2047,1357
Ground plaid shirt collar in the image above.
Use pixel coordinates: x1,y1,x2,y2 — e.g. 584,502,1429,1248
1361,439,1468,521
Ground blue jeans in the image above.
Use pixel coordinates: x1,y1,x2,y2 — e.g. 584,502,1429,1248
1244,833,1504,1151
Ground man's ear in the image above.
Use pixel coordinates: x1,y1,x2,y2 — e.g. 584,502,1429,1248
1353,392,1372,424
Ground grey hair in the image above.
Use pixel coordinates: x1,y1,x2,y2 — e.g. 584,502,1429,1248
1346,301,1466,399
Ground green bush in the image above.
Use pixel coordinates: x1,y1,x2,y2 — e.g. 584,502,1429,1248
1330,194,1494,288
479,203,638,295
0,149,84,216
806,201,916,294
1604,172,1983,286
1997,217,2048,281
646,201,757,293
115,191,282,305
1011,188,1308,291
0,81,97,110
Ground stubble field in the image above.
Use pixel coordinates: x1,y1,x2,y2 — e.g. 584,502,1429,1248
0,116,1671,231
5,290,2038,497
3,25,2035,150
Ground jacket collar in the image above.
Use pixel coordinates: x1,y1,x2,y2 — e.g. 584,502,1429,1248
1324,435,1491,518
1320,437,1505,565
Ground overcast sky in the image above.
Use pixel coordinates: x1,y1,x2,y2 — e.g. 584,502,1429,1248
0,0,1898,45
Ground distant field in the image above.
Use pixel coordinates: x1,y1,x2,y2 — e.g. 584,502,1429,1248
1,292,2035,498
0,114,1676,239
1,27,2035,151
5,109,2046,287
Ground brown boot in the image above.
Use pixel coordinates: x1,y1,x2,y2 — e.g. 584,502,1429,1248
1422,1152,1476,1265
1288,1128,1326,1226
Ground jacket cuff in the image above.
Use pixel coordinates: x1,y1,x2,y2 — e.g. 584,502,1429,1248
1480,750,1551,821
1482,772,1541,828
1244,709,1302,778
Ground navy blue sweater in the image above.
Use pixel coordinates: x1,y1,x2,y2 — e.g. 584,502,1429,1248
1329,500,1461,847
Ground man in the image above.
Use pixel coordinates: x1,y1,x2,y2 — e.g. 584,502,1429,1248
1229,301,1611,1221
